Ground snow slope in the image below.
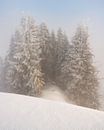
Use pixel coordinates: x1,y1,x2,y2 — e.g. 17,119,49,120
0,92,104,130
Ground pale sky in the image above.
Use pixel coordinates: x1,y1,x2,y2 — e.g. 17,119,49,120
0,0,104,86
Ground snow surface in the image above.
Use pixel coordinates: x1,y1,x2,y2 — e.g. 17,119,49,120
0,92,104,130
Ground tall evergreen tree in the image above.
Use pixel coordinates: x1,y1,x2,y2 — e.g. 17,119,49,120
5,16,44,96
0,56,3,90
38,23,51,82
57,44,74,89
49,31,57,80
0,56,2,78
65,25,99,109
55,29,70,85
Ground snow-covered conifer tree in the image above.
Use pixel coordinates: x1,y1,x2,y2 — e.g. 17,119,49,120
49,31,57,80
5,16,44,95
65,25,100,109
55,29,70,84
0,57,2,77
38,23,51,81
0,57,3,89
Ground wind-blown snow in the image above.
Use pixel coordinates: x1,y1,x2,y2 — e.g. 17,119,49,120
0,92,104,130
40,84,69,103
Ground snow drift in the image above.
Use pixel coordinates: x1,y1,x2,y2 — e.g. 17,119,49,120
0,92,104,130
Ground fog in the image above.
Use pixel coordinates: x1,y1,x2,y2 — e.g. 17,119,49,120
0,2,104,103
0,12,104,79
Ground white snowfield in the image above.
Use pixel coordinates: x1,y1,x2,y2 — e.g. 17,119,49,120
0,93,104,130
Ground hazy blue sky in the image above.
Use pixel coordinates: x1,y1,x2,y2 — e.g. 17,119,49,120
0,0,104,81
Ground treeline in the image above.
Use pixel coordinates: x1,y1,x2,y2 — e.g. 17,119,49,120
0,16,100,109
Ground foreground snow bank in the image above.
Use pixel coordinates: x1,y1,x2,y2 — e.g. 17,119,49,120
0,92,104,130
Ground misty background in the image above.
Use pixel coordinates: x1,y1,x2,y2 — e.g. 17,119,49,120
0,0,104,94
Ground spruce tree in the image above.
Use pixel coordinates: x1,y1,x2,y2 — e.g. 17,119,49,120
49,31,57,80
65,25,99,109
5,16,44,96
0,56,3,90
38,23,51,82
55,29,70,86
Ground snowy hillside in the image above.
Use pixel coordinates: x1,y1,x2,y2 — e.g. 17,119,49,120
0,93,104,130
